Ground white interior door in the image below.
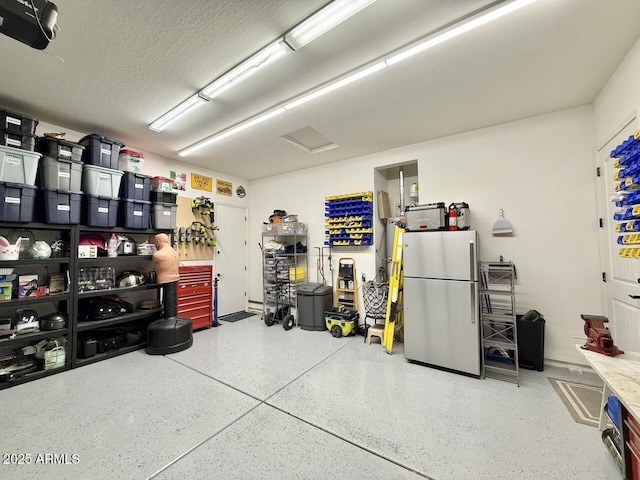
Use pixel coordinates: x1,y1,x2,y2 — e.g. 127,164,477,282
597,115,640,352
215,204,247,316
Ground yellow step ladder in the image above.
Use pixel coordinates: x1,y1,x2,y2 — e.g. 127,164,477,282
383,225,404,354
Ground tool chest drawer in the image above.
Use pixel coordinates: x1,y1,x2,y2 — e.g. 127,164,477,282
177,294,212,330
179,266,212,293
178,265,212,329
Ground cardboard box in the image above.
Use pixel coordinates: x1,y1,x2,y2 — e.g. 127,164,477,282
19,274,41,298
48,272,66,294
0,282,13,301
78,245,98,258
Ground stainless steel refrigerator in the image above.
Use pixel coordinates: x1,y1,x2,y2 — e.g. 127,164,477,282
403,230,480,376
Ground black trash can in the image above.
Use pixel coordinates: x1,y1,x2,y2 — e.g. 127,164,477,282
297,283,333,331
517,310,545,371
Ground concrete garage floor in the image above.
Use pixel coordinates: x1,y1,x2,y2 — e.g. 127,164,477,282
0,316,620,480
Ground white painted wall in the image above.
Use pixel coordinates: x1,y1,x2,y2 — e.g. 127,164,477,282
594,38,640,146
249,106,600,364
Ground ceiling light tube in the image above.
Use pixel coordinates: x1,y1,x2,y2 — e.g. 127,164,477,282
149,94,208,132
284,61,387,110
180,107,287,156
386,0,537,66
285,0,377,50
179,0,536,153
201,39,292,100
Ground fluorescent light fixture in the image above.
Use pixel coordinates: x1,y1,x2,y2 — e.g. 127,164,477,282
152,0,377,131
201,39,292,99
285,0,377,50
386,0,537,66
284,61,387,110
179,0,537,154
180,107,286,156
149,94,208,132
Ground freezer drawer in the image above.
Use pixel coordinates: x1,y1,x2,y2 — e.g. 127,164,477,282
403,230,478,281
404,277,481,376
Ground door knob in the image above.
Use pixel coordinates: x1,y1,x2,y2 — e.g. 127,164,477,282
630,295,640,299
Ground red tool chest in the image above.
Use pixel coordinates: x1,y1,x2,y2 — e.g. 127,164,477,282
178,265,213,330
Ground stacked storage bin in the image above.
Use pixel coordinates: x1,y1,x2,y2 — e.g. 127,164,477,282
36,135,84,224
118,149,152,228
78,134,124,228
150,176,177,230
0,108,41,222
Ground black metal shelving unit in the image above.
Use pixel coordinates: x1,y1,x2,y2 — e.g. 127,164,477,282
76,308,163,332
75,343,147,368
0,223,172,388
0,222,75,389
77,283,162,299
0,368,66,391
78,255,153,264
0,328,68,345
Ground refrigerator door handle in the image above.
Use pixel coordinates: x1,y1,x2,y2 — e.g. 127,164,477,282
470,283,477,324
469,241,476,280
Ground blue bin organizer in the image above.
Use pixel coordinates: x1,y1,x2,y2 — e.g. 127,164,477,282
620,220,640,232
611,135,640,161
324,192,374,246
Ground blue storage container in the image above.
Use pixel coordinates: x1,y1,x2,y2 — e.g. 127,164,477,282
83,194,119,227
120,172,151,201
78,133,124,170
0,181,37,222
120,199,151,229
42,188,82,224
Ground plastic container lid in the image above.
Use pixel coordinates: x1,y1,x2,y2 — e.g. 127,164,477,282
79,133,125,148
0,180,38,190
119,149,144,159
297,283,328,295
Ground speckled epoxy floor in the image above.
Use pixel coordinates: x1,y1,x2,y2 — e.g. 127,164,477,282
0,315,621,480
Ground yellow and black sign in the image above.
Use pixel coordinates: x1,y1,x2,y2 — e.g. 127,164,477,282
191,173,212,192
216,179,232,197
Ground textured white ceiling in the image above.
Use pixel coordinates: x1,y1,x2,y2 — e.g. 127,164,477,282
1,0,639,180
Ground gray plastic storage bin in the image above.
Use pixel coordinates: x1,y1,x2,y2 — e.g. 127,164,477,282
0,144,41,185
82,165,123,198
39,156,83,191
152,202,177,229
297,283,333,331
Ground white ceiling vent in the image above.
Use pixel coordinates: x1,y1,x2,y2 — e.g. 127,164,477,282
280,126,338,154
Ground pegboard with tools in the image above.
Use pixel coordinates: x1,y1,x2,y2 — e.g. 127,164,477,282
175,196,218,260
